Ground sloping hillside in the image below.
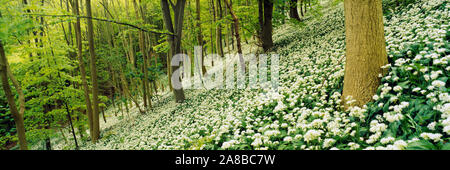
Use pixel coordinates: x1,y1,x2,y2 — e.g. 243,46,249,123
50,0,449,150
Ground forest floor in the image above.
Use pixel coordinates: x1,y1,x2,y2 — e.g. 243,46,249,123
44,0,449,150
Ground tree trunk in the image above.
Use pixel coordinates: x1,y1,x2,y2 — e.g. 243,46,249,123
72,0,95,141
209,0,216,55
195,0,207,74
86,0,100,142
258,0,274,52
101,107,107,123
0,40,28,150
133,0,150,111
224,0,245,72
342,0,388,109
216,0,224,57
64,102,79,149
161,0,186,103
119,67,145,114
289,0,301,21
300,0,304,17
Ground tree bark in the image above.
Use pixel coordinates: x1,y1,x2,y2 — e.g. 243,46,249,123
86,0,100,142
133,0,150,111
300,0,304,17
216,0,224,57
289,0,301,21
258,0,274,52
161,0,186,103
342,0,388,109
224,0,245,72
72,0,95,141
195,0,207,74
0,39,28,150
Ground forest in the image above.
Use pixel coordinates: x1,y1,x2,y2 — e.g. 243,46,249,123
0,0,449,150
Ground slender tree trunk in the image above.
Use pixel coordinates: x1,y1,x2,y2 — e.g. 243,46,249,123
101,107,107,123
300,0,304,17
230,0,234,50
209,0,216,55
141,1,153,109
72,0,95,141
342,0,388,109
133,0,150,111
59,128,68,144
224,0,245,72
195,0,207,74
119,67,145,114
110,68,117,116
216,0,224,57
64,102,79,149
166,52,173,92
0,40,28,150
76,115,84,139
86,0,100,142
304,0,307,14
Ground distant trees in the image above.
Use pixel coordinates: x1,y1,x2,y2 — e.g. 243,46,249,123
342,0,388,108
133,0,151,110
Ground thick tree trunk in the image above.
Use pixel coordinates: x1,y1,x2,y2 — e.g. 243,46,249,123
258,0,274,52
258,0,264,41
161,0,186,103
86,0,100,142
342,0,388,109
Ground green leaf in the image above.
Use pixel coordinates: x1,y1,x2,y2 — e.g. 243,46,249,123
441,143,450,150
406,140,436,150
